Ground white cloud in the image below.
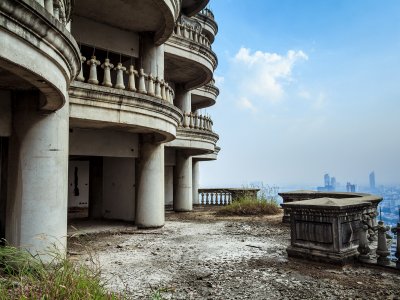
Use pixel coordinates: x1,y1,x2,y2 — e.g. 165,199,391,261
232,47,308,103
214,75,225,86
237,97,257,113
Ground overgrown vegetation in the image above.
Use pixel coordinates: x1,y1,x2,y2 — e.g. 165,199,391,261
217,184,281,216
0,244,125,300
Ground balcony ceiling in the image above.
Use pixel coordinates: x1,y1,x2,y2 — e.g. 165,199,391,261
74,0,174,44
182,0,209,16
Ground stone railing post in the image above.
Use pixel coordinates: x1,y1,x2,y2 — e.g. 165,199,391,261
147,73,155,96
126,65,138,91
376,220,391,266
76,55,86,82
138,68,147,94
101,58,114,87
392,222,400,269
358,224,370,261
114,63,126,90
87,56,100,85
161,80,167,101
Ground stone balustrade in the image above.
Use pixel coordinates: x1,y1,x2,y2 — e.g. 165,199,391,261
198,188,259,205
76,54,175,104
199,8,215,19
35,0,71,24
174,22,211,48
181,113,213,131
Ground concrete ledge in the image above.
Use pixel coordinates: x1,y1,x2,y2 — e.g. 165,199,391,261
69,81,183,143
0,0,81,111
287,246,358,265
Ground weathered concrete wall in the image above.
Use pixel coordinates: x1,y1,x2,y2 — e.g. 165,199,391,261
103,157,135,221
0,91,11,137
70,128,139,158
72,16,139,58
68,161,89,208
165,166,173,205
173,150,192,211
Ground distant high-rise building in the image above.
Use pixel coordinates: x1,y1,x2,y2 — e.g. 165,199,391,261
330,177,336,189
324,174,330,187
369,171,376,190
346,182,356,193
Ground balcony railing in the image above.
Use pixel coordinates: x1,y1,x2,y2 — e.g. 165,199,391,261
199,8,215,20
198,188,260,205
174,22,211,48
34,0,72,24
180,113,213,131
76,54,175,104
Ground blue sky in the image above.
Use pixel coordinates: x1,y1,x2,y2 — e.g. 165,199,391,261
200,0,400,188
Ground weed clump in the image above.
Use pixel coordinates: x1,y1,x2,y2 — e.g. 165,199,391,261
217,184,281,216
0,244,124,299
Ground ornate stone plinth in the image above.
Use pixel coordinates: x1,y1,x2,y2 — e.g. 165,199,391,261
282,198,371,265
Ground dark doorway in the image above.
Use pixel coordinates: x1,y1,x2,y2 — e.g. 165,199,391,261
0,137,9,243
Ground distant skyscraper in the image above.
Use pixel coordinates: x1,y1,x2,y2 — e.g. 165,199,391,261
330,177,336,190
324,174,330,187
369,171,376,190
346,182,356,193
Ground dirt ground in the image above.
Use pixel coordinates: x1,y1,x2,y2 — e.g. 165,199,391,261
68,208,400,300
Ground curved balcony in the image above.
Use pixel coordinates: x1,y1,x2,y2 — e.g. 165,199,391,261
194,8,218,43
165,22,218,90
191,78,219,110
73,0,180,46
193,146,220,161
166,113,219,155
69,59,182,143
182,0,209,17
0,0,81,111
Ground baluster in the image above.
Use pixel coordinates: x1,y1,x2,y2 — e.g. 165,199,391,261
161,80,167,101
87,56,100,85
176,23,181,36
200,192,203,205
114,63,126,89
126,65,138,91
193,114,198,129
147,73,155,96
205,192,209,205
358,224,370,261
54,7,60,20
138,68,147,94
376,220,391,266
44,0,53,14
101,58,114,87
189,26,194,40
155,77,162,98
194,30,199,43
183,25,189,39
189,113,194,128
165,83,171,103
396,223,400,268
76,55,86,82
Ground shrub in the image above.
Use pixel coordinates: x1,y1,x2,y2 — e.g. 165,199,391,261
217,196,281,216
0,244,125,300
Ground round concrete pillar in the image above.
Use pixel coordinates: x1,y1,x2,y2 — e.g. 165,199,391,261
174,151,192,211
141,34,164,78
6,93,69,258
175,90,191,113
192,160,200,205
136,140,165,228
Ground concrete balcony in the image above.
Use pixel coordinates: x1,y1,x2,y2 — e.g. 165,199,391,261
182,0,209,17
165,26,217,90
0,0,81,111
194,8,218,43
73,0,180,45
69,77,182,143
191,78,219,110
166,113,219,155
194,146,220,161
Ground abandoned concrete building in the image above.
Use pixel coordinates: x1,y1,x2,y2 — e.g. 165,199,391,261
0,0,219,255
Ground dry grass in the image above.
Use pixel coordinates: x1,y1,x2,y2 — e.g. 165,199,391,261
216,197,281,216
0,244,125,300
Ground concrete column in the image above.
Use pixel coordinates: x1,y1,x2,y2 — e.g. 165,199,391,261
136,137,164,228
174,150,192,211
6,93,69,257
174,90,191,113
192,160,200,205
141,34,164,79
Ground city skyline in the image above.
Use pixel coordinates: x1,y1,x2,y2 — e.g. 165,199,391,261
200,0,400,188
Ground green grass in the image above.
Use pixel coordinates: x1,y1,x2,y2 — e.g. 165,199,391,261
217,196,281,216
0,244,125,300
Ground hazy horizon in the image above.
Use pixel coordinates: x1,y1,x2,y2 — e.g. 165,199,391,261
199,0,400,189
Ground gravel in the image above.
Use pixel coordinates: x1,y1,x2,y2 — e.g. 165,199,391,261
69,209,400,300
